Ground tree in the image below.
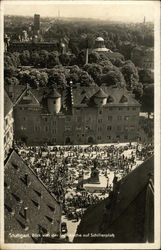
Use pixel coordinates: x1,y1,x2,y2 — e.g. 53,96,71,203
121,60,139,90
4,76,19,86
100,69,125,87
83,63,102,84
39,50,49,68
19,50,30,66
132,82,143,102
48,70,67,89
4,66,16,78
47,51,60,68
79,71,94,86
59,53,71,66
138,69,154,84
142,84,154,118
88,52,100,64
31,51,40,67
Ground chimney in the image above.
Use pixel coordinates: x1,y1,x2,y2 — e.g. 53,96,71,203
24,207,28,220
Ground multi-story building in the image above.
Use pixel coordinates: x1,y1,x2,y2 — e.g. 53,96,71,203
6,84,140,145
4,150,62,243
4,90,14,160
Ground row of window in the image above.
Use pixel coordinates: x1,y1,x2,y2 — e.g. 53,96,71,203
76,107,138,113
97,135,129,140
76,115,137,124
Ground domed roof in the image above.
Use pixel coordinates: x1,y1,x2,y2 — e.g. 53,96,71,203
95,37,104,42
48,89,61,99
93,88,107,98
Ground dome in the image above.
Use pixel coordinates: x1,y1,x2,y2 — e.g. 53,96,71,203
95,37,104,42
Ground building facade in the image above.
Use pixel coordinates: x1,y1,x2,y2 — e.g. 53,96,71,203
4,91,14,160
9,84,140,145
5,150,62,243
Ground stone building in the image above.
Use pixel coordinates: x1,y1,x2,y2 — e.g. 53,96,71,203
6,84,140,145
4,90,14,160
4,150,62,243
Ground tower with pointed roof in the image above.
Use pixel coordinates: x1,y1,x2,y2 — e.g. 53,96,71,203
47,89,61,114
92,88,107,106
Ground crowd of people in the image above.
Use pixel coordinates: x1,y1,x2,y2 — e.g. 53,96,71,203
14,141,154,222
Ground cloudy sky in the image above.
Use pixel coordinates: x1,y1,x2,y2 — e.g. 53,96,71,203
2,1,157,23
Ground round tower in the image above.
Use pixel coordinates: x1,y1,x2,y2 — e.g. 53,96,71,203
93,88,107,106
47,89,61,114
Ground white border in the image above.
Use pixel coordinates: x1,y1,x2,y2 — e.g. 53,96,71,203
0,1,160,249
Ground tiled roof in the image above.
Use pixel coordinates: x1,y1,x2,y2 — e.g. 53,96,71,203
4,90,13,117
4,150,61,243
72,85,140,107
74,156,154,243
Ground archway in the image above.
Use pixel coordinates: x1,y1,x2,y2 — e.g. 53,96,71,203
65,137,71,144
88,136,94,144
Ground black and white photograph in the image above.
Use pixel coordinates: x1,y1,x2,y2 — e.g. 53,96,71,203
0,0,160,249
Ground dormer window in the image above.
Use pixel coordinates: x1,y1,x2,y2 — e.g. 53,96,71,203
107,95,114,103
120,95,128,103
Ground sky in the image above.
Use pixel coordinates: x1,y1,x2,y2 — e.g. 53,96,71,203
2,1,157,23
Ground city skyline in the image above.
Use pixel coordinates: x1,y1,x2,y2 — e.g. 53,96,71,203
2,0,156,23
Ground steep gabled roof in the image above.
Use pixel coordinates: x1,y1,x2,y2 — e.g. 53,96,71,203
4,150,61,243
4,90,13,117
74,156,154,243
5,85,26,105
92,88,107,98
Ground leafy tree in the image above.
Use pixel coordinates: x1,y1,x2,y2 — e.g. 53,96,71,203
39,50,49,68
88,51,100,64
4,55,14,68
4,76,19,86
19,50,30,66
83,63,102,84
47,51,60,68
31,51,40,67
121,60,139,90
59,53,71,66
79,71,94,86
132,82,143,102
4,66,16,78
138,69,154,84
101,68,125,87
48,70,67,89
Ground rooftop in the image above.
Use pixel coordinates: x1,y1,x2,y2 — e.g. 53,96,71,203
4,150,61,243
4,90,13,117
74,156,154,243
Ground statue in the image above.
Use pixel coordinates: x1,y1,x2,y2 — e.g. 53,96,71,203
88,159,100,184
